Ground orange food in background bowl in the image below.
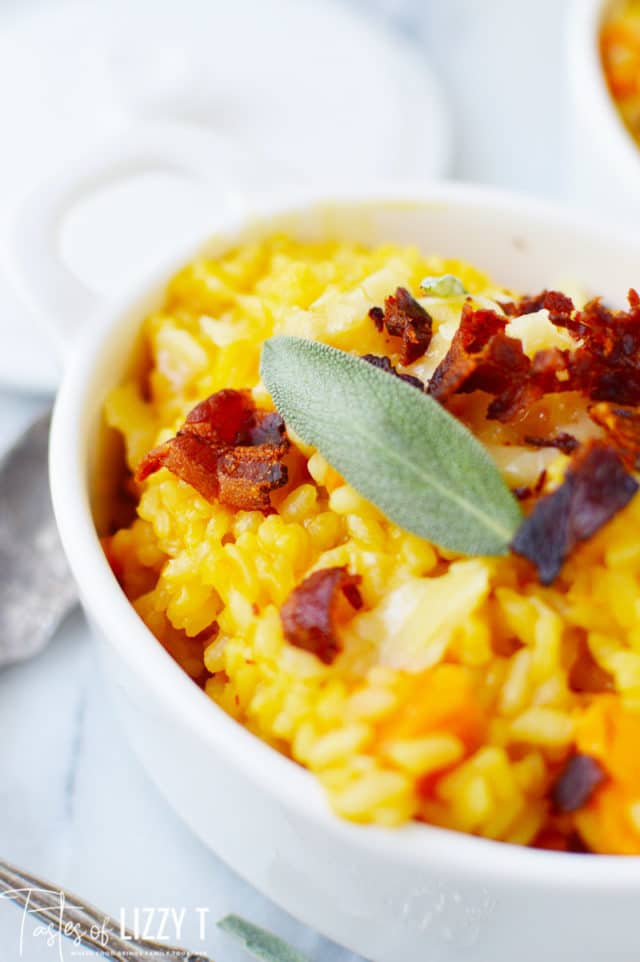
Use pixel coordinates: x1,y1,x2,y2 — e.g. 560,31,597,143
601,0,640,142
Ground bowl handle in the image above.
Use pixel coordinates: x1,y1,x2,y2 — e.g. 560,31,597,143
6,120,256,358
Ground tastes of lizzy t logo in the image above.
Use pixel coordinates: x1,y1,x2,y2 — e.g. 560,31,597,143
0,885,211,959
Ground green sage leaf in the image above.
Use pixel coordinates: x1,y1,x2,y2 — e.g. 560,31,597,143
420,274,467,296
261,337,522,556
219,914,311,962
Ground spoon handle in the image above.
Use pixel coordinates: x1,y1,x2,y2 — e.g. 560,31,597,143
0,410,78,667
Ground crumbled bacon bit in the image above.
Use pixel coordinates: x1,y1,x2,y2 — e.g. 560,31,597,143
361,353,425,390
428,302,530,411
369,287,433,365
509,289,575,326
544,291,576,327
487,347,572,422
136,389,289,511
566,291,640,404
511,442,639,584
551,753,606,813
506,292,547,317
369,305,385,331
280,567,362,665
589,402,640,470
523,432,580,455
497,299,517,317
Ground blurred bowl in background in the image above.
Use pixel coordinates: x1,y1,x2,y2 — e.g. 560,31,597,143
569,0,640,227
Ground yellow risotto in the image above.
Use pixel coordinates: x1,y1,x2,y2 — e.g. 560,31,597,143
104,235,640,854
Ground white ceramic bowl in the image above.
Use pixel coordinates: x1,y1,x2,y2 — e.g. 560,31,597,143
569,0,640,226
48,185,640,962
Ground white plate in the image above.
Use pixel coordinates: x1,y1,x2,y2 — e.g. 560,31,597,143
0,0,450,394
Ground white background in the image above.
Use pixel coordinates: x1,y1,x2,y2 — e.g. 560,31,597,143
0,0,578,959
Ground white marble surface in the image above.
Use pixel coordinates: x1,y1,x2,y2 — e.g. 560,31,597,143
0,0,584,959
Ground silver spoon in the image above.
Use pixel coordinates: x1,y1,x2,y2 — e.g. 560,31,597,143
0,409,77,667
